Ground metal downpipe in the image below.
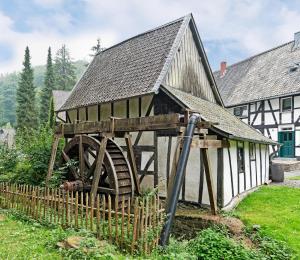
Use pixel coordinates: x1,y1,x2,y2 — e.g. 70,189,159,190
159,113,201,246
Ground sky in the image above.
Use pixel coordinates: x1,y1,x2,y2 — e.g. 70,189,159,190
0,0,300,74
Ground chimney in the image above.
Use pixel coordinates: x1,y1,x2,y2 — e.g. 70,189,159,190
220,61,227,77
293,31,300,51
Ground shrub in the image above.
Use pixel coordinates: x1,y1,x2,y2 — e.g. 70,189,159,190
187,227,260,260
0,126,64,186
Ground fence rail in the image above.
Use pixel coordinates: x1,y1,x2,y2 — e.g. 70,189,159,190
0,183,164,255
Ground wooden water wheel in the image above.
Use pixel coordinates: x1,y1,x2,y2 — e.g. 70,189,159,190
61,135,134,202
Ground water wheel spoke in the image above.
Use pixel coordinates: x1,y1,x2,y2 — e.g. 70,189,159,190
62,150,80,179
79,135,85,181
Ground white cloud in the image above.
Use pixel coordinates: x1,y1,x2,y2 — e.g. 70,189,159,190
0,10,118,74
33,0,64,8
1,0,300,74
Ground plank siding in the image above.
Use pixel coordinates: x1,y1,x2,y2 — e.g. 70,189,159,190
163,26,216,103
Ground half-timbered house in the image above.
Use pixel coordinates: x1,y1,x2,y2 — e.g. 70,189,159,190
57,14,276,209
215,33,300,158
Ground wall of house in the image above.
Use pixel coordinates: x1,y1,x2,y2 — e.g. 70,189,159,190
223,141,269,207
156,137,270,208
163,25,216,103
228,94,300,157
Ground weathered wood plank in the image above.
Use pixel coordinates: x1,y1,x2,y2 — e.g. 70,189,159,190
125,133,141,195
202,148,217,215
91,137,108,200
46,135,60,186
56,114,182,135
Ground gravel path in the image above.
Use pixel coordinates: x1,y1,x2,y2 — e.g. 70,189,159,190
271,170,300,188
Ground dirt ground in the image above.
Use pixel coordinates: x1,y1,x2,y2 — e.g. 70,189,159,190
173,203,254,248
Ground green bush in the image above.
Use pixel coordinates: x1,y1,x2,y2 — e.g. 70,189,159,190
0,126,64,186
187,227,259,260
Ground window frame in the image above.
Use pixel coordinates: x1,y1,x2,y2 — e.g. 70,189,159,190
281,97,292,112
249,143,256,160
233,105,248,117
237,142,245,173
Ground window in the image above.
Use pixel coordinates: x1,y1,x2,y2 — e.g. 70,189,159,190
249,143,255,160
233,105,248,117
281,97,292,112
237,142,245,173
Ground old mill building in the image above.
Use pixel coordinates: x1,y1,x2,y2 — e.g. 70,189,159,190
215,32,300,159
56,14,276,209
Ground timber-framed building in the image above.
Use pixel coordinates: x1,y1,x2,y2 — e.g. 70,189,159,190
56,14,276,210
215,33,300,159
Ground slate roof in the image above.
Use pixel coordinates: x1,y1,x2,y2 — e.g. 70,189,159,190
60,16,189,111
161,85,276,144
52,90,71,111
214,41,300,107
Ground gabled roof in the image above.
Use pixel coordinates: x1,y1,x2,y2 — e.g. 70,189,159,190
161,85,276,145
60,14,222,111
214,41,300,107
52,90,70,112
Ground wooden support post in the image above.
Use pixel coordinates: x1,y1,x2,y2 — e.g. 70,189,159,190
125,133,141,195
166,131,183,203
202,148,217,215
79,135,84,182
46,135,60,186
91,136,108,200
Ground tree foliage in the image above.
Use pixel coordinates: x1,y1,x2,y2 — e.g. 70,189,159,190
54,45,76,90
90,38,105,57
16,47,37,130
48,96,55,129
0,73,17,126
40,47,55,124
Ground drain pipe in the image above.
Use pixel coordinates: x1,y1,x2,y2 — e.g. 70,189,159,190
159,113,201,247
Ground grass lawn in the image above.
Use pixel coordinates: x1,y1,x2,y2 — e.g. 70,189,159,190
0,210,61,259
235,186,300,258
287,175,300,181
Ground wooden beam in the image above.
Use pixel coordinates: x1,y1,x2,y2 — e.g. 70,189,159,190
166,131,183,205
55,114,182,136
79,135,84,181
91,136,108,200
189,139,230,149
45,135,60,187
202,148,217,215
125,133,141,195
62,151,80,180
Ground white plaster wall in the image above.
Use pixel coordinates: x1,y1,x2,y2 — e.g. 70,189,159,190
223,147,233,206
294,95,300,107
229,141,238,197
270,99,279,110
255,144,262,186
201,148,218,205
185,146,201,202
88,105,98,122
294,109,300,122
244,142,251,191
281,112,292,124
78,107,86,121
265,112,275,125
68,109,77,122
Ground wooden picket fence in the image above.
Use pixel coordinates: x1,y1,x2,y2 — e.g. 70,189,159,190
0,183,164,255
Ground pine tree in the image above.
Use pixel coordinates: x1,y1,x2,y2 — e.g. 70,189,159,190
16,47,37,129
48,96,55,129
40,47,55,124
54,44,76,90
90,38,105,57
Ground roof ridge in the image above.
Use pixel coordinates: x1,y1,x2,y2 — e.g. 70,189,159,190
215,40,293,72
96,14,191,56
